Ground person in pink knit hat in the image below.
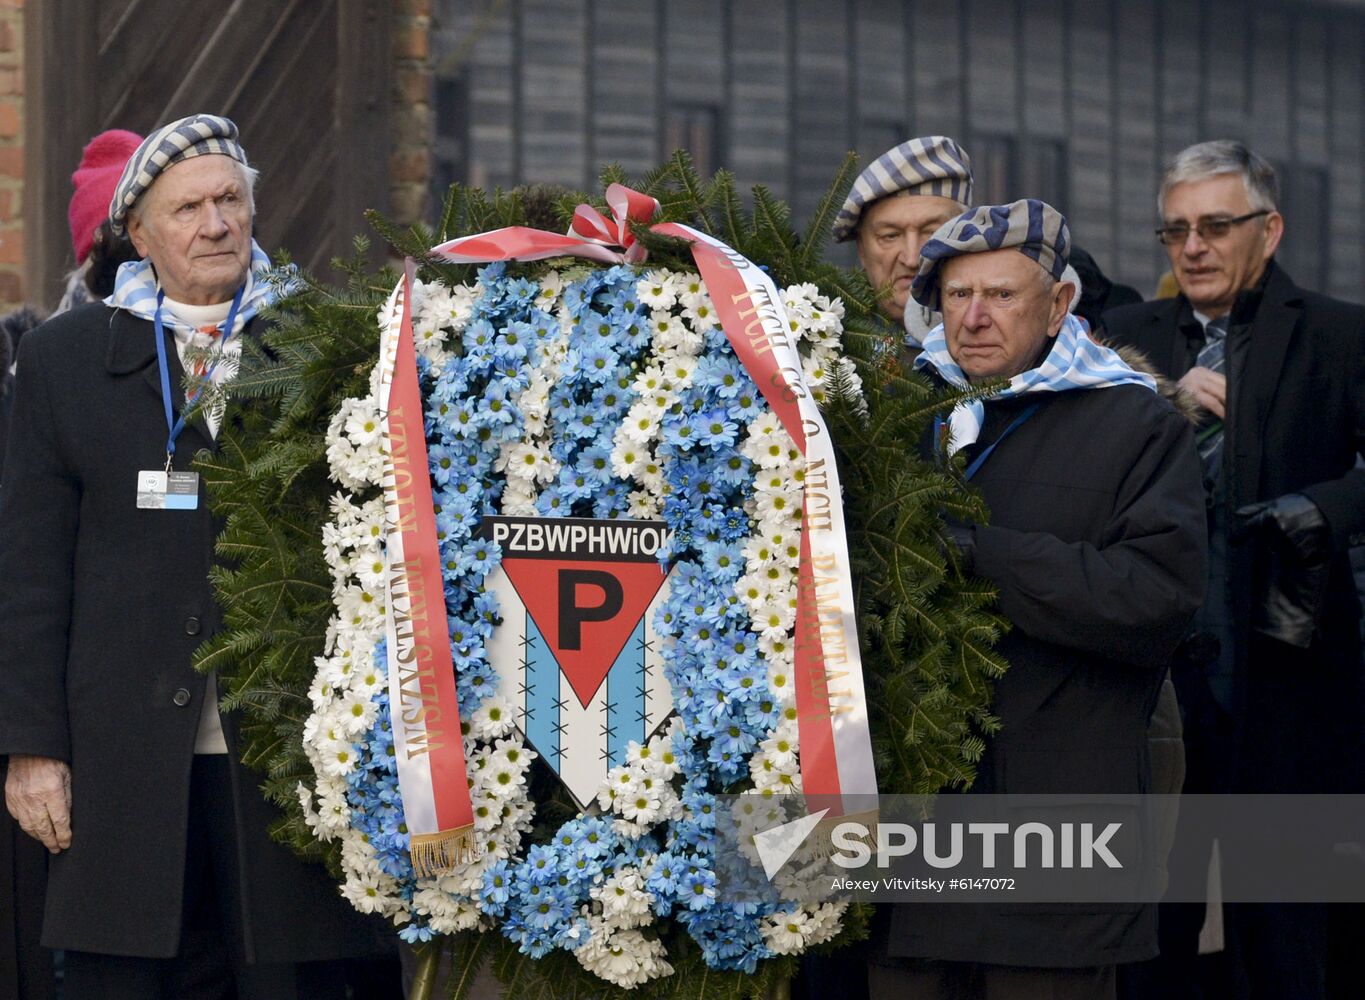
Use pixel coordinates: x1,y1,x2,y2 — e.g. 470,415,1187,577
54,129,143,314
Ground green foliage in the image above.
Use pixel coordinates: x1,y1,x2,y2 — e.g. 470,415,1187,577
193,240,395,869
198,153,1007,998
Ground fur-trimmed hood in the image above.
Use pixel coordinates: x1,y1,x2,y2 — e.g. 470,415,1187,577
1108,341,1202,425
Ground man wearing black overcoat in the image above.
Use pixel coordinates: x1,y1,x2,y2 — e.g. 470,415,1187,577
1104,140,1365,1000
0,115,388,999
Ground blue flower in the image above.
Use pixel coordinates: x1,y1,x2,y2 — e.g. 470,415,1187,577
482,860,513,914
398,920,436,944
725,388,765,424
679,863,717,911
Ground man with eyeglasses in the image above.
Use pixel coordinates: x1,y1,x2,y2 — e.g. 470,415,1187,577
1105,141,1365,1000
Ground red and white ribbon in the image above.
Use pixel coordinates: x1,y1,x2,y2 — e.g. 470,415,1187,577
433,188,879,814
376,262,478,876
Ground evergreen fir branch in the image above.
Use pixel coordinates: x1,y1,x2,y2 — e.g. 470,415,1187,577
749,186,796,264
796,150,858,272
710,170,749,250
663,149,717,233
599,162,632,190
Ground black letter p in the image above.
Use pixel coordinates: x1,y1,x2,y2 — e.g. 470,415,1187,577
558,569,623,650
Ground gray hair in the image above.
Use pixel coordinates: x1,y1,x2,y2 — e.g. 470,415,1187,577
1159,140,1280,215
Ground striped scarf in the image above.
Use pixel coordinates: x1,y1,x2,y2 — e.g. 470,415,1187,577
914,312,1157,454
104,239,292,335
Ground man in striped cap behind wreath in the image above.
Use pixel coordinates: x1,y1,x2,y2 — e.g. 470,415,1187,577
834,135,974,349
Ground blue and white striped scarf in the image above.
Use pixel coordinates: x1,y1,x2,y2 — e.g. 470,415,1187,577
914,312,1156,454
104,239,294,334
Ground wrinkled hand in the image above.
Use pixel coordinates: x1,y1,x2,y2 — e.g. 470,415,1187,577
5,755,72,853
1177,366,1226,419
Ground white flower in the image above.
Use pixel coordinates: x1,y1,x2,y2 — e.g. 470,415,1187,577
591,867,654,929
479,740,533,800
342,867,402,916
343,398,384,447
767,666,795,705
414,887,485,934
637,270,679,310
575,917,674,989
596,765,640,812
805,901,848,945
676,272,707,308
648,309,680,346
760,723,800,771
317,737,360,777
761,908,814,954
336,690,379,737
536,269,565,308
469,696,517,740
618,784,662,826
631,365,670,396
626,490,659,519
682,298,718,331
502,442,557,484
620,403,661,445
315,779,351,835
660,354,698,386
612,434,652,475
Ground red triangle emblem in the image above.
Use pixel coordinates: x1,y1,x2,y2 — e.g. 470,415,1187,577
502,557,669,707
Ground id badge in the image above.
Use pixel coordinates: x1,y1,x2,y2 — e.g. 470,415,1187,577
136,470,200,510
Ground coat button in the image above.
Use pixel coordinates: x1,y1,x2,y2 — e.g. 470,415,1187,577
172,688,192,707
184,617,202,636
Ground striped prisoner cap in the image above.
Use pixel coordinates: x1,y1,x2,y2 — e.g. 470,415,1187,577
910,199,1071,312
108,114,246,234
832,136,974,243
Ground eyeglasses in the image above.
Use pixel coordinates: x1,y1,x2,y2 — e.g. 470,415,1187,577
1155,211,1270,246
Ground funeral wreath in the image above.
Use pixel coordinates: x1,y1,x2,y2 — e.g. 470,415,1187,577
194,156,1008,998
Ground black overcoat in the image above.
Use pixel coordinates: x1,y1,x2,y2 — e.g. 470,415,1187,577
0,303,384,959
886,379,1208,967
1104,263,1365,793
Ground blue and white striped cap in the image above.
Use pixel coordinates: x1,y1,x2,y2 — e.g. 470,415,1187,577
911,199,1071,311
108,114,247,234
833,136,974,243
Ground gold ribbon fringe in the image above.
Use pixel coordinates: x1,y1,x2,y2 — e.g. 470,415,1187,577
801,808,881,864
410,825,479,878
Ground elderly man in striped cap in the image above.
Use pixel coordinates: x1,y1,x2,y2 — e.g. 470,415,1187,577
0,114,388,999
868,201,1208,1000
833,135,974,345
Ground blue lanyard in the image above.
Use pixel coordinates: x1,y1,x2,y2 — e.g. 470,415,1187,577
935,401,1042,480
153,285,245,468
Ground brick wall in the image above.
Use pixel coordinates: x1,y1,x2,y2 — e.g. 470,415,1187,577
391,0,432,227
0,0,23,309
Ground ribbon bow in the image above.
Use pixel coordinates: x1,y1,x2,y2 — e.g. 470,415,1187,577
434,184,660,266
568,184,660,262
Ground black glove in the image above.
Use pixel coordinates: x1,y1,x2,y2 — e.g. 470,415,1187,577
944,524,977,575
1233,493,1332,648
1233,493,1331,562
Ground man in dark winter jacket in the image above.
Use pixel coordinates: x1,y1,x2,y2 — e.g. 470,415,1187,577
1104,140,1365,1000
869,200,1207,1000
0,114,389,1000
